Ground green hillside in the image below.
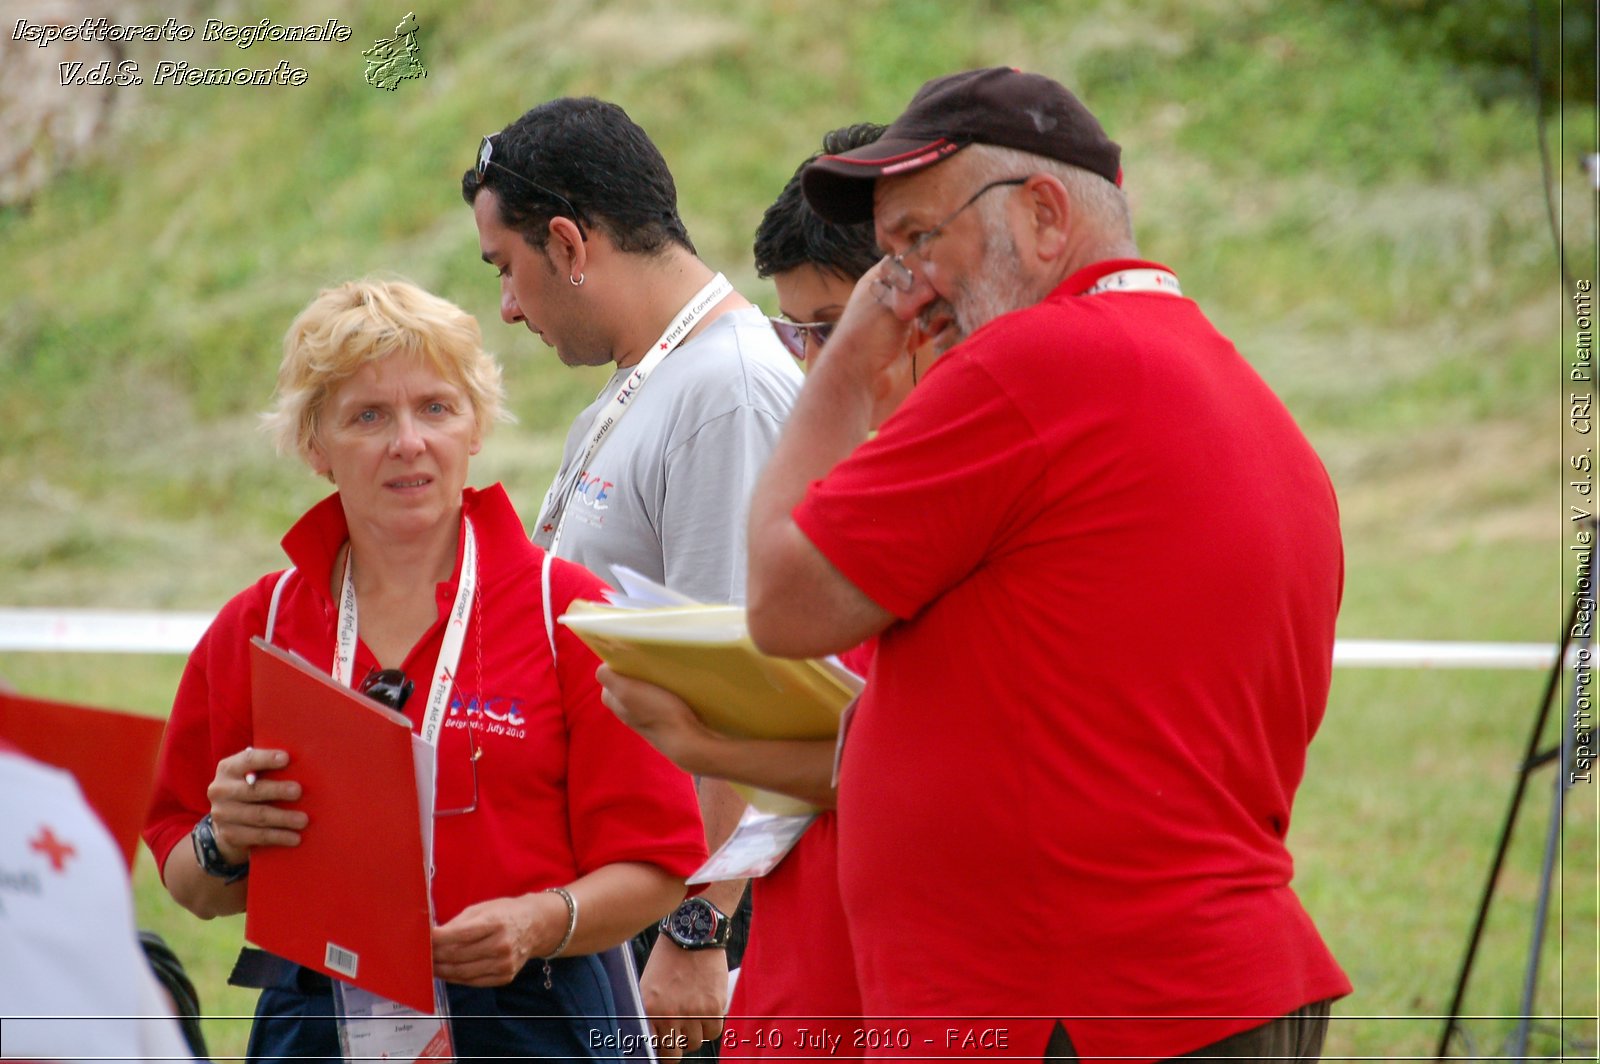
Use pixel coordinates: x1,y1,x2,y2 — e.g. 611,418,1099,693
1,0,1594,1058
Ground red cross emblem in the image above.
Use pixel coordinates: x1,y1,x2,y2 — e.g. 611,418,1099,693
29,825,77,873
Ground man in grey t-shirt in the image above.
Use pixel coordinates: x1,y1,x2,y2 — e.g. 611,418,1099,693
464,96,801,1059
537,308,801,604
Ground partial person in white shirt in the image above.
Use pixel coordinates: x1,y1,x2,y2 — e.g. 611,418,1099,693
0,738,193,1064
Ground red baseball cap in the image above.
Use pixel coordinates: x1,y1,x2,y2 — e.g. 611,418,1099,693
802,67,1121,225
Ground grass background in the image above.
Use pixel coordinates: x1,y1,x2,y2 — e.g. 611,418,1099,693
1,0,1595,1058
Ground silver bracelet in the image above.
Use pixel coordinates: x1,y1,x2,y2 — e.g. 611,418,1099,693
544,886,578,960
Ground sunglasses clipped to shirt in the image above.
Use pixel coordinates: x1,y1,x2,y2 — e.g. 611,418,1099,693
359,667,481,817
767,317,836,361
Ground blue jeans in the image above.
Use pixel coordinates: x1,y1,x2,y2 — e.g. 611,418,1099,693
245,955,624,1063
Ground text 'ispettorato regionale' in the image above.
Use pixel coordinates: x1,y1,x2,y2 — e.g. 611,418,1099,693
13,17,353,88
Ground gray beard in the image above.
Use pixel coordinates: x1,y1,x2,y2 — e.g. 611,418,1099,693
951,212,1035,345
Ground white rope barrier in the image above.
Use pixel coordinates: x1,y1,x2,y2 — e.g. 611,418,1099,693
0,609,213,655
1332,640,1566,670
0,608,1577,669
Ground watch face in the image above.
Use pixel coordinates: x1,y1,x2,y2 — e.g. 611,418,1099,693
668,900,717,945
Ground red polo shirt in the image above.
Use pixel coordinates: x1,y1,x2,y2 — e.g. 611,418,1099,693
145,485,707,924
794,261,1350,1061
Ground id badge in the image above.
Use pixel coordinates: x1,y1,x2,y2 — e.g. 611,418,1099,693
687,804,816,884
333,979,455,1063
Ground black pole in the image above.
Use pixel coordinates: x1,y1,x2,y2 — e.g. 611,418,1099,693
1509,573,1589,1059
1433,578,1584,1060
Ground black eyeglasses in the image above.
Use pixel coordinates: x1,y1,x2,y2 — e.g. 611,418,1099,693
767,317,836,362
359,667,480,817
879,177,1028,293
476,133,588,242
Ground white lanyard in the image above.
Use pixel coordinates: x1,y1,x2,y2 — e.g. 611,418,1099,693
533,272,735,553
333,518,478,749
1082,267,1182,297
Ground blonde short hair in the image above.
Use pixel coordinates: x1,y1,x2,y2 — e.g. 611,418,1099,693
263,279,508,466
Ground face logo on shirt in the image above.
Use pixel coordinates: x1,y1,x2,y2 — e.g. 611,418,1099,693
447,693,527,739
28,826,76,873
575,472,613,511
567,471,614,532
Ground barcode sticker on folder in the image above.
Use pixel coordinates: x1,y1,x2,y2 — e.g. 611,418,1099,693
325,942,359,978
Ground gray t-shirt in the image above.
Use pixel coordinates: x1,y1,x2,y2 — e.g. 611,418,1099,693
535,306,803,605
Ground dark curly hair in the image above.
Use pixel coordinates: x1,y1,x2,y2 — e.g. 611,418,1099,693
463,97,694,256
753,123,886,281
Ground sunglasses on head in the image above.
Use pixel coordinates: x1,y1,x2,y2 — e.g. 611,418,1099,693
767,317,836,361
476,134,588,242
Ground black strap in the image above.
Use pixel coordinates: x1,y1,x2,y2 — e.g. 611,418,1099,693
227,947,331,993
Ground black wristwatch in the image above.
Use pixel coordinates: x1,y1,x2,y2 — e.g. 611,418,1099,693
659,897,731,950
191,814,250,884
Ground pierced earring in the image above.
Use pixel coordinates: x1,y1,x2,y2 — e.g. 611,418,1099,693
569,272,585,287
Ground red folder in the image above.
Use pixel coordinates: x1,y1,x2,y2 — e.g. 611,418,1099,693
246,637,435,1013
0,691,165,870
